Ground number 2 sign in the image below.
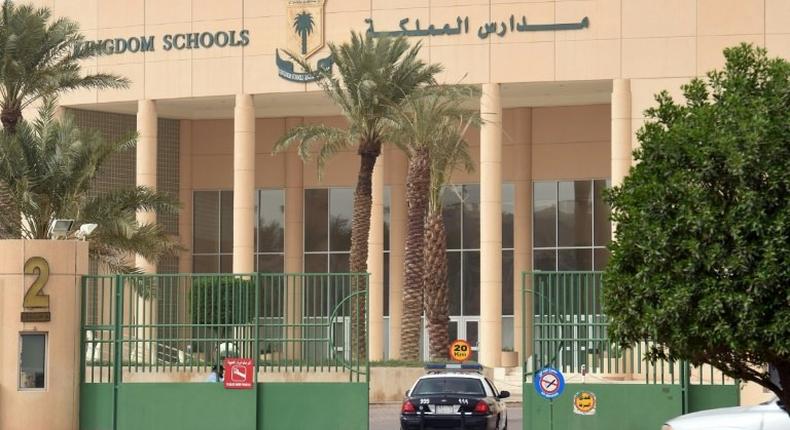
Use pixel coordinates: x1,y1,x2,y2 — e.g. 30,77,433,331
20,257,51,322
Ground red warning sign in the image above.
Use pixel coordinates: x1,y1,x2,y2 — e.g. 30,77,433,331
223,358,254,389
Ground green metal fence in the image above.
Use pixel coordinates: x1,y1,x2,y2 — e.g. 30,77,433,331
521,271,740,430
81,272,370,384
523,271,736,387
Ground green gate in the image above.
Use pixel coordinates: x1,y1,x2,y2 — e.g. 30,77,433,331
79,273,369,430
522,272,739,430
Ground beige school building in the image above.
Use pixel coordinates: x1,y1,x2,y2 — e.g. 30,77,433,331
11,0,790,376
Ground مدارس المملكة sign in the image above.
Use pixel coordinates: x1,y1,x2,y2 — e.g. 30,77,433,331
223,358,254,389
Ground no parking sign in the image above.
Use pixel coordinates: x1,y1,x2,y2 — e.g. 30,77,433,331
533,367,565,400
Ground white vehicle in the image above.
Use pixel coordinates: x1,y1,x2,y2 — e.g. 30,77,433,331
662,398,789,430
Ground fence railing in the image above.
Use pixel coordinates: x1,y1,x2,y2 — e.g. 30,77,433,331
80,273,369,384
523,271,736,386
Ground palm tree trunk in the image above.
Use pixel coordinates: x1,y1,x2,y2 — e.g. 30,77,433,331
400,147,430,361
1,105,22,133
424,209,450,361
349,139,381,361
0,105,22,238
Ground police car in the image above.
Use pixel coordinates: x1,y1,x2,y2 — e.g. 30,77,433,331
400,363,509,430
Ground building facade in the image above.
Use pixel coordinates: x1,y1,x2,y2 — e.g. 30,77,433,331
35,0,790,366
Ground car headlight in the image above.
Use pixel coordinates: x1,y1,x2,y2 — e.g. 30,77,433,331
661,425,672,430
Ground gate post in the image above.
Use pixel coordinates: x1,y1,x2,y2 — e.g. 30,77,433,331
680,360,691,414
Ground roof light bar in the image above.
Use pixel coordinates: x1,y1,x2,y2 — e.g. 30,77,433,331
424,363,483,371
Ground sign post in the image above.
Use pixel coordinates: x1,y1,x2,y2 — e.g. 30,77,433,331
534,366,565,430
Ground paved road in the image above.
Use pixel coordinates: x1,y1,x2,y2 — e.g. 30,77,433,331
370,402,522,430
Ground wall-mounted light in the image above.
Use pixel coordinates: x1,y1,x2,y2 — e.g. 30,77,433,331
75,223,98,241
48,219,74,239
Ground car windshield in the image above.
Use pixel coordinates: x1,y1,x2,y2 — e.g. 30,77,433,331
412,377,486,396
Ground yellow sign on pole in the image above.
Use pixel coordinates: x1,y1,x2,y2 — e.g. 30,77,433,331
449,339,472,362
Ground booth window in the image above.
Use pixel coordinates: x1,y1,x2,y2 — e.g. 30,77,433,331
19,333,46,389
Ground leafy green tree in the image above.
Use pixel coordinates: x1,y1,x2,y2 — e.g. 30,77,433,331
604,44,790,410
0,0,127,132
274,32,440,359
0,102,179,273
386,85,480,360
292,11,315,55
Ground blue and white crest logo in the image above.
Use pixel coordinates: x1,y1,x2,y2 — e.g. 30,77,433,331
277,0,332,82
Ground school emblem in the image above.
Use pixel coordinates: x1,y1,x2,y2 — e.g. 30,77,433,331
276,0,333,82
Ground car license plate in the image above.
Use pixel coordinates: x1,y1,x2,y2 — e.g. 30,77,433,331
435,405,455,415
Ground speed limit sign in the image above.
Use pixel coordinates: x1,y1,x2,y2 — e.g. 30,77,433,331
449,339,472,362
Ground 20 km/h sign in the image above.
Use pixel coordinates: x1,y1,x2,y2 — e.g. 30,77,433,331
449,339,472,362
533,367,565,400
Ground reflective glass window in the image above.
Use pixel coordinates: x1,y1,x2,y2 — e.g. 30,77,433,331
19,334,46,389
304,189,328,252
533,182,557,248
558,181,592,247
193,191,219,253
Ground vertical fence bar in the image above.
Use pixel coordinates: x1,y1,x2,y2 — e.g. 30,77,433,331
112,274,123,430
79,276,87,385
255,273,260,383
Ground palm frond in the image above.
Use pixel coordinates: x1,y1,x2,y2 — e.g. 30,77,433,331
0,2,128,121
0,107,181,272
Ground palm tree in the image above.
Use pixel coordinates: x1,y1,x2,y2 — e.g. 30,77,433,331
0,101,179,273
274,32,440,359
292,11,315,55
386,85,480,360
0,0,128,238
0,0,128,132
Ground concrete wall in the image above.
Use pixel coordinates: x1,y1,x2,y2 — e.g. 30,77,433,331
0,240,89,430
186,105,610,190
19,0,785,105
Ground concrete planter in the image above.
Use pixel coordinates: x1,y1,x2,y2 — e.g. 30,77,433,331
501,351,519,368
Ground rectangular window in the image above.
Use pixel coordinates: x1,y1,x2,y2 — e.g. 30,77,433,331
304,189,329,252
193,191,219,254
533,180,611,271
533,182,557,248
303,187,371,273
19,333,46,389
441,184,514,319
193,189,284,274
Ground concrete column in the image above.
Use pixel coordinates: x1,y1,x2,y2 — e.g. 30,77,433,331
612,80,635,376
178,120,193,274
611,79,632,188
368,152,385,361
388,150,408,359
480,83,503,368
177,120,193,350
284,117,304,360
136,99,157,273
512,108,532,363
233,94,255,274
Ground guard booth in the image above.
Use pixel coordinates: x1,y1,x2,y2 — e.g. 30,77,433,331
522,272,740,430
79,272,369,430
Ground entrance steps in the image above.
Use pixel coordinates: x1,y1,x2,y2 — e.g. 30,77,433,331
491,366,524,401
